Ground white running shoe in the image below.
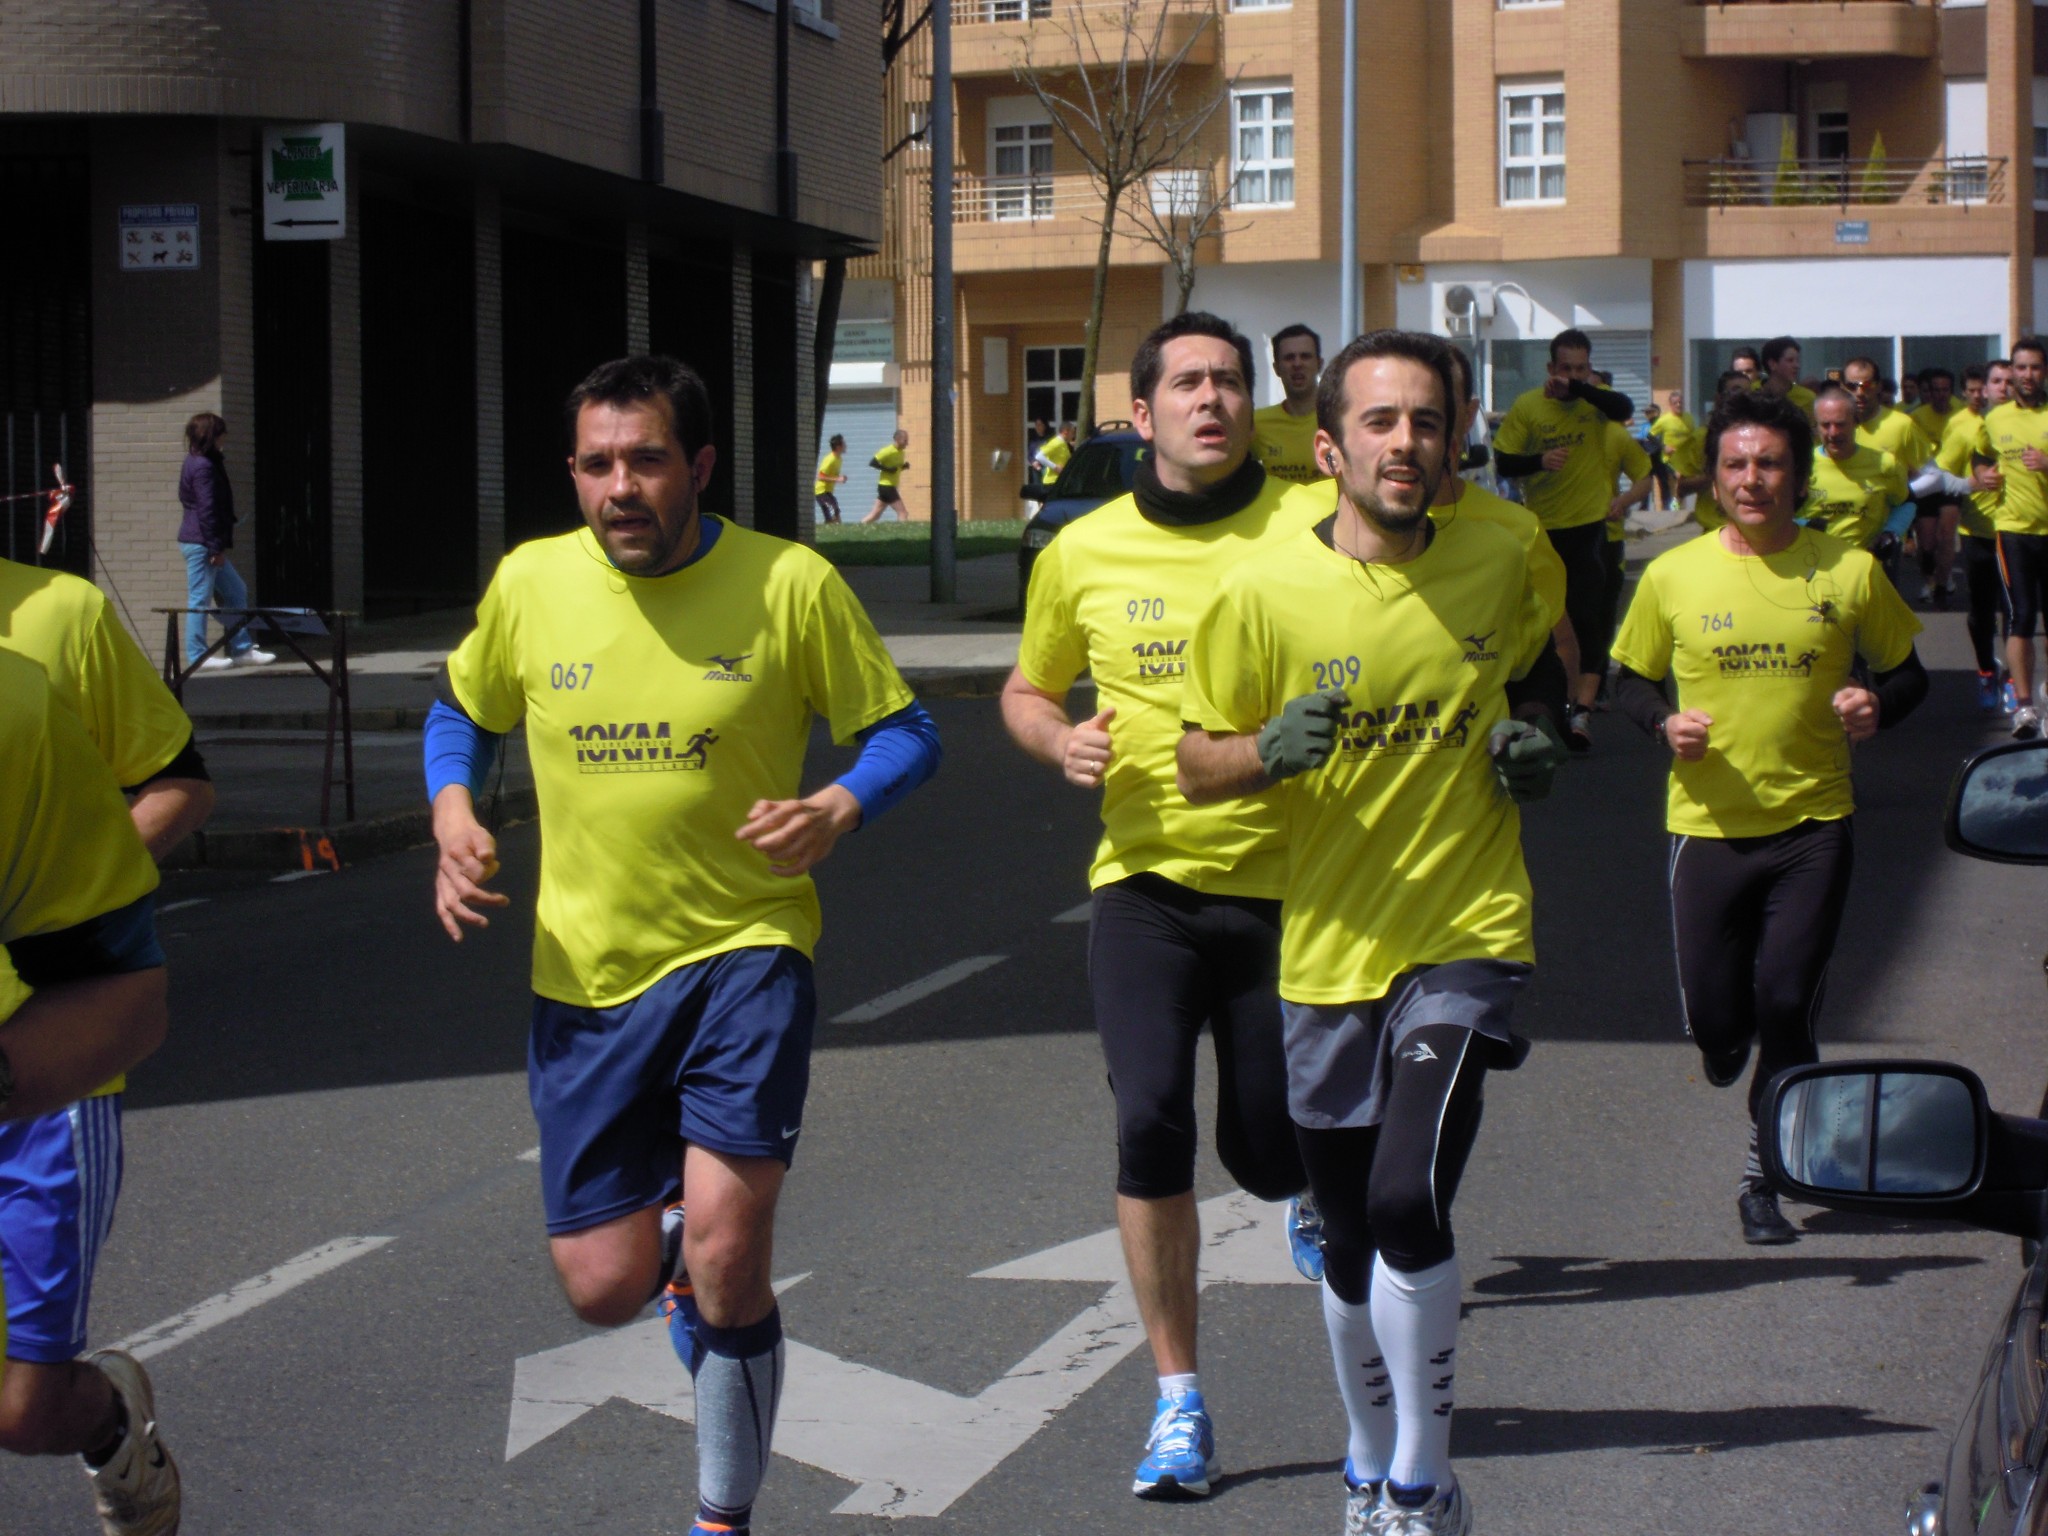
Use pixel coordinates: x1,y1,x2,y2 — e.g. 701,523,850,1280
195,655,233,671
1375,1477,1471,1536
2015,705,2041,741
82,1348,181,1535
230,647,276,667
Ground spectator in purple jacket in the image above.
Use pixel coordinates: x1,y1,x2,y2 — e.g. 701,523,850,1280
176,413,270,669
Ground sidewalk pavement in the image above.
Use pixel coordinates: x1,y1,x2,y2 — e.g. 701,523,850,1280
166,553,1027,870
166,525,1701,871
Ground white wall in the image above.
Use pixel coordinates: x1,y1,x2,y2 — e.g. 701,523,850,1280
1179,261,1345,407
1682,257,2008,339
1393,257,1652,340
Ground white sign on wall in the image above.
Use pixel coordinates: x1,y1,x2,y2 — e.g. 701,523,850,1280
261,122,346,241
119,205,200,271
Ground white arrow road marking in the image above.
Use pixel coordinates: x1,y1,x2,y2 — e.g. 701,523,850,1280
116,1236,397,1362
504,1191,1305,1515
830,955,1008,1024
1051,901,1092,924
157,898,211,915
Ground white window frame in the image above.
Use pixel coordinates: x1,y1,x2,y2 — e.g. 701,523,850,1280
987,98,1055,221
1499,79,1566,206
1232,83,1295,207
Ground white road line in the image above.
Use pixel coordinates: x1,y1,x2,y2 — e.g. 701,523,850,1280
115,1236,397,1362
270,869,331,884
517,1146,541,1163
831,956,1009,1024
1051,902,1091,924
157,898,211,915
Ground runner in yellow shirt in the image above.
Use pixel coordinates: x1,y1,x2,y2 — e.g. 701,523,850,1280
429,356,937,1536
1907,366,1969,607
1178,329,1565,1536
1804,383,1909,551
1650,390,1704,480
1490,327,1636,749
1003,311,1325,1500
1032,421,1075,482
1252,323,1329,485
1973,337,2048,737
1611,388,1925,1246
812,433,847,524
1758,337,1817,419
1600,411,1658,651
1936,360,2012,711
0,648,179,1528
859,428,911,525
1844,355,1933,470
0,555,213,1530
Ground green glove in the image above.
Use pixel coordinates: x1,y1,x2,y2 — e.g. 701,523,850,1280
1489,714,1568,803
1257,689,1349,781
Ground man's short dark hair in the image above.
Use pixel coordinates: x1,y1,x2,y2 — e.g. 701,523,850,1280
1272,323,1323,358
566,355,716,458
1316,329,1460,444
1842,355,1881,380
1446,345,1476,405
1761,336,1800,369
1962,363,1989,387
1130,311,1257,408
1917,366,1955,389
1716,370,1750,396
829,433,846,449
1704,388,1815,505
2014,337,2048,367
1549,328,1592,363
1991,357,2015,371
1730,346,1761,366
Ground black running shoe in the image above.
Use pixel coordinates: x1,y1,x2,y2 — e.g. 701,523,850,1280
1738,1188,1797,1245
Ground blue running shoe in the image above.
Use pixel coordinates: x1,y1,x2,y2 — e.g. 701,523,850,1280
2006,679,2022,715
657,1201,705,1376
689,1522,747,1536
1979,672,2004,714
1288,1191,1326,1282
1132,1389,1219,1498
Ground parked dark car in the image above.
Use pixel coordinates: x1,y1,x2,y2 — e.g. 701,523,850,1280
1016,425,1147,611
1758,737,2048,1536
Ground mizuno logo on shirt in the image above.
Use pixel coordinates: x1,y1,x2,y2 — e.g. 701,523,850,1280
703,652,755,682
1402,1041,1439,1064
1461,630,1499,663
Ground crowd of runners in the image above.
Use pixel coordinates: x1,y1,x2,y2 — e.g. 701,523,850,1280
1,306,2031,1535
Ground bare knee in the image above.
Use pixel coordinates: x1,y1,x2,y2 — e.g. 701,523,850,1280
550,1220,660,1328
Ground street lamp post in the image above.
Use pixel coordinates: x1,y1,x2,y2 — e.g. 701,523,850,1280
930,0,957,603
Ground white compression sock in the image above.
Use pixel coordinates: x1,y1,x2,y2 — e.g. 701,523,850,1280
1157,1372,1200,1401
1320,1278,1394,1482
1370,1252,1462,1491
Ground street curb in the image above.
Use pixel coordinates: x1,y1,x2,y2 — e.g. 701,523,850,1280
161,787,538,872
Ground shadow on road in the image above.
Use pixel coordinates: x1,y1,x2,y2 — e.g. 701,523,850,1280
1465,1251,1982,1311
1452,1401,1929,1457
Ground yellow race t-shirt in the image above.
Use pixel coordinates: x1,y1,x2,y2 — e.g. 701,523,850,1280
1912,401,1966,453
872,444,907,489
1856,405,1933,470
1431,479,1566,626
0,557,194,788
1936,410,1996,538
1802,446,1908,550
813,451,843,497
1649,411,1704,478
1017,471,1323,897
1036,435,1073,476
1975,399,2048,535
1610,527,1922,840
1183,515,1552,1004
1252,404,1328,485
445,519,914,1007
1492,384,1629,532
1603,423,1653,543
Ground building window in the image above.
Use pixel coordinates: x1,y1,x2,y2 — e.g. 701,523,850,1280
1233,86,1294,206
1228,0,1290,11
2034,78,2048,206
1500,80,1565,205
990,118,1053,219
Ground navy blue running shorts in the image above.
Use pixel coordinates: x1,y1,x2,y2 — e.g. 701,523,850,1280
528,946,816,1236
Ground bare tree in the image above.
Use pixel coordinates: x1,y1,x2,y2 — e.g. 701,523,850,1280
1122,161,1243,316
1012,0,1229,435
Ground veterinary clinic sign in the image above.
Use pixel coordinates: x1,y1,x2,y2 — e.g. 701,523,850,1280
262,123,346,240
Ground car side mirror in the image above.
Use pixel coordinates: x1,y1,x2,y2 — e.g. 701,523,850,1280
1761,1062,1988,1204
1019,482,1053,502
1945,739,2048,863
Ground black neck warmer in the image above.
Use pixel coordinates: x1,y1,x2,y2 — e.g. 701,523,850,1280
1133,453,1267,526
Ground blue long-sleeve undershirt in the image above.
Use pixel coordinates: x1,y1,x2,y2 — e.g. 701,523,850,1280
423,697,940,825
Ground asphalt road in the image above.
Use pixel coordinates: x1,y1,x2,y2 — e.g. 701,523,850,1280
8,625,2045,1536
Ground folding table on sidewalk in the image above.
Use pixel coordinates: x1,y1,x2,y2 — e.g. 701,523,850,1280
157,606,356,825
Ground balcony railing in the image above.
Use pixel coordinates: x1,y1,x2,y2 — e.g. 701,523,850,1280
950,0,1208,23
954,173,1104,222
1683,155,2005,208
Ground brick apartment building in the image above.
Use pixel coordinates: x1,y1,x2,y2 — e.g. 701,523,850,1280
0,0,881,635
856,0,2040,523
